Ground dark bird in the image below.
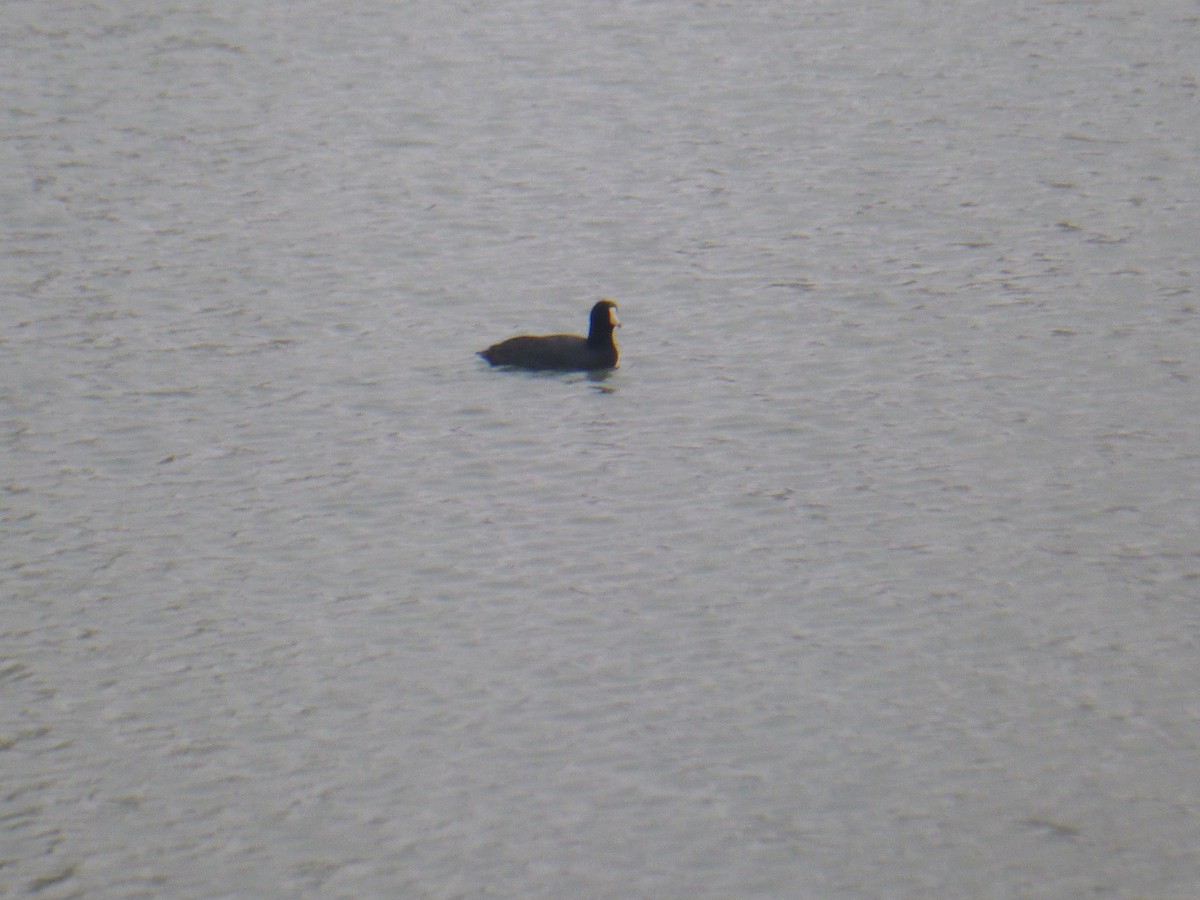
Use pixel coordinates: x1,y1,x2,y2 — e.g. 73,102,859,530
478,299,620,371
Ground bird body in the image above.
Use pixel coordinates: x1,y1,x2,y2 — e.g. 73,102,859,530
479,300,620,371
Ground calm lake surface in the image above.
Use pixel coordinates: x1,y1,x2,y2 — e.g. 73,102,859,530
3,1,1199,896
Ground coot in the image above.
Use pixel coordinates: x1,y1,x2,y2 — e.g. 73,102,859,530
478,299,620,371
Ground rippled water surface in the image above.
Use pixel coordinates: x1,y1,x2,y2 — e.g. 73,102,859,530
3,1,1199,897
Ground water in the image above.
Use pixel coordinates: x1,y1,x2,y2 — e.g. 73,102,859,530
3,1,1199,897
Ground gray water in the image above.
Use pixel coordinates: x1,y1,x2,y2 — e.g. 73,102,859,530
3,1,1199,897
